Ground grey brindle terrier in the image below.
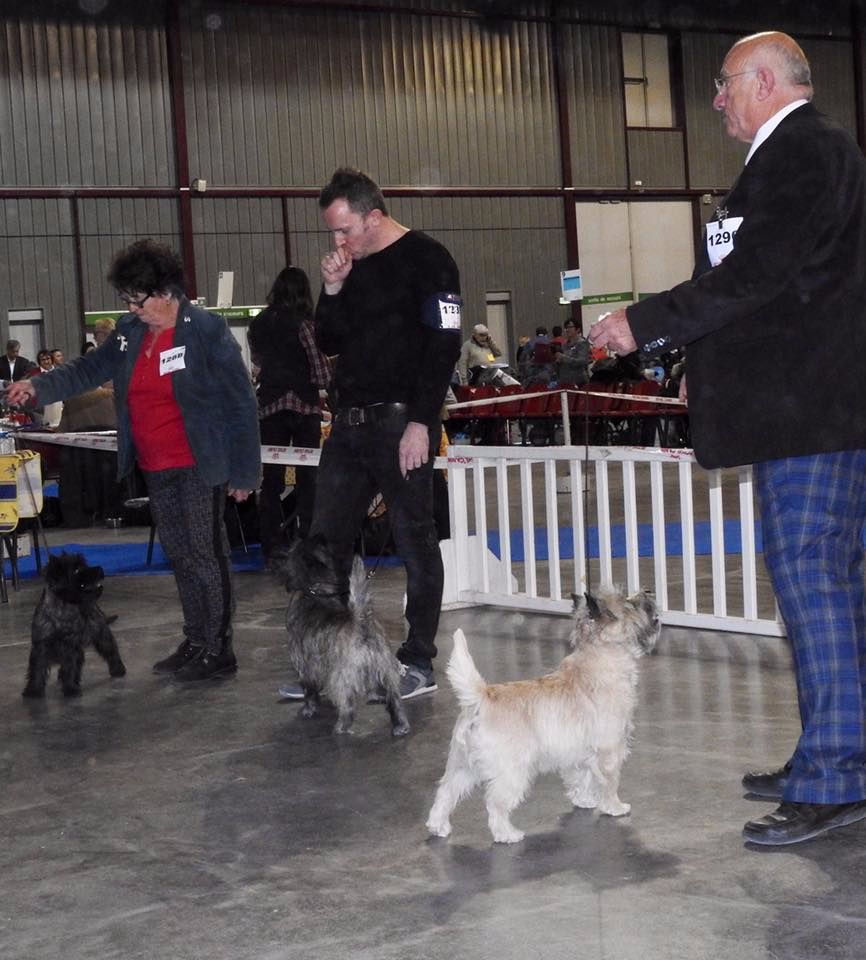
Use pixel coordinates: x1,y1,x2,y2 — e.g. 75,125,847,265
283,534,410,737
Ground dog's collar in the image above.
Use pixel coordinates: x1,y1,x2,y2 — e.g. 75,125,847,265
303,584,350,600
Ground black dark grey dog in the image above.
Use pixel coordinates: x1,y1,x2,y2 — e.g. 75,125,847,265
22,552,126,698
284,535,410,737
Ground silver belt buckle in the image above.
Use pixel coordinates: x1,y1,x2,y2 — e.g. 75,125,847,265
346,407,365,426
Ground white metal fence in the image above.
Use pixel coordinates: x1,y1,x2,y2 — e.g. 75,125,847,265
440,443,784,637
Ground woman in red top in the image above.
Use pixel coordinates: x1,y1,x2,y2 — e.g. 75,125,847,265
6,240,261,681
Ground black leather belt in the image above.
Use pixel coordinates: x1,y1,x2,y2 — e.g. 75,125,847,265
334,402,408,427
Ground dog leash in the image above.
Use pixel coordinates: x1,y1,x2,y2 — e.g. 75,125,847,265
580,385,593,595
360,491,395,583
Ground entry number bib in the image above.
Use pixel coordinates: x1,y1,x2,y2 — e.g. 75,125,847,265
160,345,186,375
706,217,743,267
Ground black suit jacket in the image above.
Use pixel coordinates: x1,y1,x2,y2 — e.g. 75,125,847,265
0,354,35,381
628,103,866,469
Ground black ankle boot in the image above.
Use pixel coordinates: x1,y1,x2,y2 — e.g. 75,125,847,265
152,639,199,675
172,644,237,682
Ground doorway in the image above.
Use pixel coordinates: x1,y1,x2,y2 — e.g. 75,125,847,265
7,308,44,363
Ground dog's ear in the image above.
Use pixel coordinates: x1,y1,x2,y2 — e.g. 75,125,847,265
584,592,602,620
584,592,618,624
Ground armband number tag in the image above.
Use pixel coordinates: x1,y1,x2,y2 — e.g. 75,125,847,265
438,298,462,330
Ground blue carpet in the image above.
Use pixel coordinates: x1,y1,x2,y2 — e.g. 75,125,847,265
3,541,406,580
6,542,265,578
3,519,765,580
487,519,765,561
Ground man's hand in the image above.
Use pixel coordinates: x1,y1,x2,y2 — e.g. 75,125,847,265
399,421,430,477
228,488,252,503
4,379,36,406
321,247,353,295
588,308,638,355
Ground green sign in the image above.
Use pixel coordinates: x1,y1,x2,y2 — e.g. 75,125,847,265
582,291,633,305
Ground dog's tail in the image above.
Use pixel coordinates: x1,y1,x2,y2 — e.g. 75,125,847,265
447,629,487,707
348,556,369,612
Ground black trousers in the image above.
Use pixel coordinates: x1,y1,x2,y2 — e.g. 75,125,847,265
258,409,321,556
310,412,443,672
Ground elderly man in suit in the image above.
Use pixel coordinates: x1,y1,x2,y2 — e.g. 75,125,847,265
0,340,35,382
590,31,866,846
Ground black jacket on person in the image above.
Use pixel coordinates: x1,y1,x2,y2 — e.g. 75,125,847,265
0,354,36,381
627,103,866,469
248,304,318,408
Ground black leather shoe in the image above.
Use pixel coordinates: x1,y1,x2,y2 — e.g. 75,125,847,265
153,639,199,675
743,799,866,846
172,647,238,682
742,762,792,799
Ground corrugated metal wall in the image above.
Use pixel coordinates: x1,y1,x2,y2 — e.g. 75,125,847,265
681,32,746,191
558,22,628,188
626,129,685,188
806,38,857,136
179,4,560,188
192,198,284,306
0,11,174,186
0,199,78,350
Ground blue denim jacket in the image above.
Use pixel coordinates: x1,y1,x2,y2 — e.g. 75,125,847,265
31,299,261,491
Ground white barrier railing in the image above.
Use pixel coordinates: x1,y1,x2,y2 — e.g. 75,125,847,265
16,430,783,636
440,443,784,637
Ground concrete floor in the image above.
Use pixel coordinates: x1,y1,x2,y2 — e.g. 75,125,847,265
2,530,866,960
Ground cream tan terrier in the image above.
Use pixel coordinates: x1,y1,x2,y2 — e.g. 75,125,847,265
426,590,659,843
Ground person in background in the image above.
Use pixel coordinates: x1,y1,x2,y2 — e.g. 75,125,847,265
590,31,866,846
50,348,65,366
248,265,331,563
92,317,116,347
456,323,502,385
32,350,63,428
5,239,260,682
555,319,592,386
35,349,54,372
515,335,531,365
1,340,36,381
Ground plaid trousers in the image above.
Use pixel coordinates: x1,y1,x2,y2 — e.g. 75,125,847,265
754,450,866,804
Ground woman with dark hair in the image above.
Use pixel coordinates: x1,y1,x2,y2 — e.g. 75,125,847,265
36,349,54,370
248,265,330,562
5,238,261,682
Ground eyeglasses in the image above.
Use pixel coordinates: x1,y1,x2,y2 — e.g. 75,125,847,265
119,292,151,309
713,70,757,94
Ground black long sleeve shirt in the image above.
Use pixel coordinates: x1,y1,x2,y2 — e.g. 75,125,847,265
315,230,462,428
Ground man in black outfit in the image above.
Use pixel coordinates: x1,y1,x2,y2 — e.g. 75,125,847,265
0,340,35,382
282,167,461,700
